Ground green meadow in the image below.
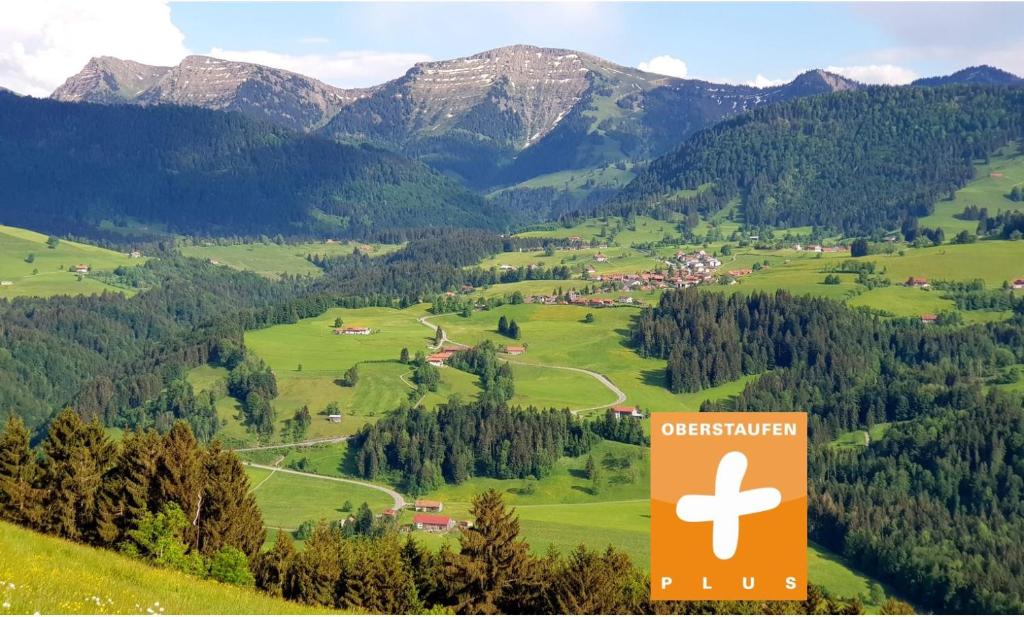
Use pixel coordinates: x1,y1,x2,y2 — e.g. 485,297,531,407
918,144,1024,235
245,466,392,530
242,306,485,439
432,304,759,413
0,521,321,614
180,240,398,278
0,224,143,298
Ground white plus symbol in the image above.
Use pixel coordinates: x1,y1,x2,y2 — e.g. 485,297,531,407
675,451,782,560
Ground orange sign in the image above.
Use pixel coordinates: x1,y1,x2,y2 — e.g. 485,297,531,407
651,412,807,601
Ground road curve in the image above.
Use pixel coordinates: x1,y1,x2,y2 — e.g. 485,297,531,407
244,462,406,510
417,313,626,413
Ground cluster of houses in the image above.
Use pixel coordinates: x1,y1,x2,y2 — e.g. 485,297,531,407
334,326,372,335
524,291,637,307
376,499,470,533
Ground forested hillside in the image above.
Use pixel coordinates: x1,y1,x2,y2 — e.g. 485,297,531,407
0,92,493,239
613,86,1024,234
636,289,1024,613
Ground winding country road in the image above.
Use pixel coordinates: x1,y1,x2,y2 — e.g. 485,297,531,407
417,313,626,413
244,462,406,510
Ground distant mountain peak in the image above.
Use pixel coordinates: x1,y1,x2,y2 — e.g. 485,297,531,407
790,69,861,91
912,65,1022,87
52,54,373,131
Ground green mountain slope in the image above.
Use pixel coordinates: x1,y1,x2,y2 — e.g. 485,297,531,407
612,85,1024,234
0,521,320,614
0,92,493,239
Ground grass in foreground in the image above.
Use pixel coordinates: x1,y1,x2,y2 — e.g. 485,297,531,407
0,521,320,614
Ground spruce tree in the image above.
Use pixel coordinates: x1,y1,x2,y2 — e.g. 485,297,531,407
253,530,296,597
155,422,207,550
442,489,531,613
200,441,265,557
497,315,509,336
0,416,44,527
95,429,162,546
38,409,116,542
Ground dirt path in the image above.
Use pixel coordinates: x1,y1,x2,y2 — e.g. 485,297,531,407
234,436,348,453
244,462,406,510
417,313,626,413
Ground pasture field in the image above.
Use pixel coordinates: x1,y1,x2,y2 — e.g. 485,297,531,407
433,304,761,412
244,307,448,437
492,163,636,197
516,215,682,245
179,240,399,278
244,466,392,531
0,224,143,298
0,521,319,614
918,145,1024,235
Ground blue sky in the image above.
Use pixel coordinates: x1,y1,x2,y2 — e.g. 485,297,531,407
3,2,1024,96
166,2,1024,87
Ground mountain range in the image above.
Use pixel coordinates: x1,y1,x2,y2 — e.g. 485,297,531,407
3,46,1019,239
51,45,868,190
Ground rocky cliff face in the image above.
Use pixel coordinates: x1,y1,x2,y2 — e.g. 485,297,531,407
322,46,863,188
53,55,373,131
51,46,863,187
52,57,171,104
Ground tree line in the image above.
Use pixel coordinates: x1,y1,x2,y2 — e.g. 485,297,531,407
0,411,263,583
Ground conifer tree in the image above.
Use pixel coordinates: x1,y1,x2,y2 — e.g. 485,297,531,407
154,422,206,549
253,530,297,597
38,409,116,542
0,416,43,527
200,441,264,557
497,315,509,336
95,429,162,546
442,488,531,613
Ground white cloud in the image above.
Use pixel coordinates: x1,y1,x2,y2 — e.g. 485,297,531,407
746,74,787,88
824,64,917,85
0,0,188,96
208,48,432,89
637,55,688,79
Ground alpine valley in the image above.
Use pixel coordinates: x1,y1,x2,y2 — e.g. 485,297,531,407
1,39,1024,617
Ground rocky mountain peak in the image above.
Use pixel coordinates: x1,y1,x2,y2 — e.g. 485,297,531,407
52,56,171,104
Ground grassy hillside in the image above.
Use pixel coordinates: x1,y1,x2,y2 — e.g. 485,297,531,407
918,144,1024,234
180,240,399,279
0,521,320,614
0,224,142,298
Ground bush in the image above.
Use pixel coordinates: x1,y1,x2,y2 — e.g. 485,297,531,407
208,546,255,587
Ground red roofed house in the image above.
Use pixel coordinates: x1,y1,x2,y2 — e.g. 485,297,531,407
414,499,444,512
381,508,397,518
611,405,644,419
1013,278,1024,290
504,345,526,356
905,277,929,288
427,351,455,367
414,514,455,532
73,264,91,274
921,314,938,324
